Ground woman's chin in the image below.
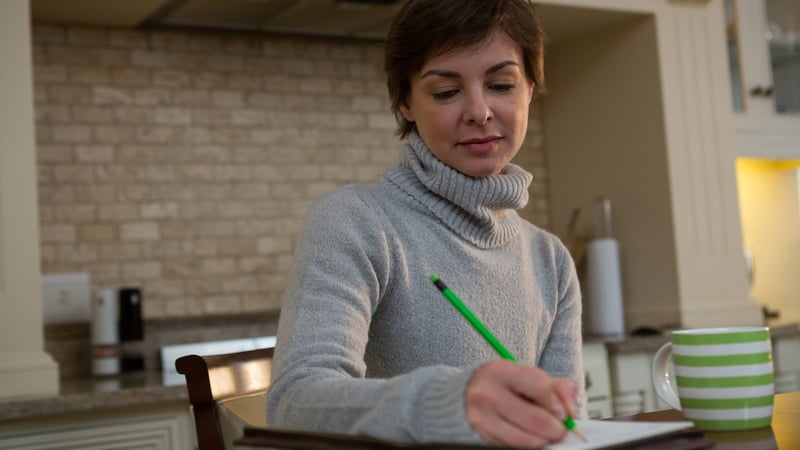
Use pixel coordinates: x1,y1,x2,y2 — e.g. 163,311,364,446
459,163,506,178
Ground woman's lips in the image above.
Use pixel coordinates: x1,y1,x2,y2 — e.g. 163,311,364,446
460,137,501,155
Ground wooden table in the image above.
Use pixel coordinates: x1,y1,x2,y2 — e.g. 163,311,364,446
236,391,799,449
618,390,799,449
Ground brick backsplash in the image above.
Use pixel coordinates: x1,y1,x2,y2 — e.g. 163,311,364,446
33,24,551,320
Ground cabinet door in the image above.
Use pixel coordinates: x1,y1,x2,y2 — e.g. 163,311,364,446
763,0,800,115
583,343,613,419
609,353,649,416
0,404,194,450
774,336,800,393
609,352,671,416
726,0,800,116
726,0,800,156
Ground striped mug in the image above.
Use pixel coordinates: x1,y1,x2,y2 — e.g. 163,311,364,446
651,326,774,430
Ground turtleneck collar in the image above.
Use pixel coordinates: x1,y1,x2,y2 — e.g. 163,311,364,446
381,131,533,249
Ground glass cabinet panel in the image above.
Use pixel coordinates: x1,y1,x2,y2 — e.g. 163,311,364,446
725,0,745,112
766,0,800,113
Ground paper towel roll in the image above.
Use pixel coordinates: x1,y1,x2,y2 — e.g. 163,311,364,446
92,288,118,345
586,237,625,335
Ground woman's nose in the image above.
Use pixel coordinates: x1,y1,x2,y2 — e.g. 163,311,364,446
465,93,493,125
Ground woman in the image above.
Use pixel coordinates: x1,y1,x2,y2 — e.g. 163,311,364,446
267,0,586,447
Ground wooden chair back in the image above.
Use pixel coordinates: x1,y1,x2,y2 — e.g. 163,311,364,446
176,347,274,450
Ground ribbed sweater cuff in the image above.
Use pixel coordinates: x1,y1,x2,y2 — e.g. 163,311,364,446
418,364,484,443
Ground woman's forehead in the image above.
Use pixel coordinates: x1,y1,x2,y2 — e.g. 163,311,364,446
419,32,523,71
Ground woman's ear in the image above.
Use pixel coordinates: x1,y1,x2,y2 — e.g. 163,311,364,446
526,79,535,104
399,101,415,122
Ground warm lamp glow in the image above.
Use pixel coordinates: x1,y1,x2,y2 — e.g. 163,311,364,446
735,158,800,324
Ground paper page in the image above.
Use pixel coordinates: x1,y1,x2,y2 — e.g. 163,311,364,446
545,420,694,450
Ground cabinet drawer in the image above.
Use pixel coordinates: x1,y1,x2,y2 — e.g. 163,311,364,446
0,402,194,450
583,343,611,399
583,343,612,418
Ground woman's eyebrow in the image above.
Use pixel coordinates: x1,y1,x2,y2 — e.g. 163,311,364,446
485,60,519,74
420,60,520,79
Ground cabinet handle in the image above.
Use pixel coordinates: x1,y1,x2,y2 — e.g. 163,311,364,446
585,372,593,390
749,85,775,97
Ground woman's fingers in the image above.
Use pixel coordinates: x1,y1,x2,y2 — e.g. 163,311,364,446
467,387,564,447
473,415,550,448
467,366,566,439
553,377,580,419
465,360,575,447
486,360,574,420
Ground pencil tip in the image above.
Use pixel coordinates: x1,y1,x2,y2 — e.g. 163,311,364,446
430,274,439,282
572,428,587,442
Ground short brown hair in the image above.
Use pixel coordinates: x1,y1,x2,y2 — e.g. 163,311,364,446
384,0,546,138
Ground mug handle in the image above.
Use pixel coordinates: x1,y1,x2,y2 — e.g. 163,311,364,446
651,342,682,411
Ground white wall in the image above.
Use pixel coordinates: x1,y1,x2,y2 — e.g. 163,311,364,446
545,13,680,331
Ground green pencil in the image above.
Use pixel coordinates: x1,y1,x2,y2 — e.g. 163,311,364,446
430,274,586,443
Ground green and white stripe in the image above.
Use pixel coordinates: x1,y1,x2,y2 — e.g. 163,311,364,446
671,327,774,430
672,328,769,346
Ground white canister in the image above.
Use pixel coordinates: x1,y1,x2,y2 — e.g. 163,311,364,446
91,288,119,376
586,237,625,335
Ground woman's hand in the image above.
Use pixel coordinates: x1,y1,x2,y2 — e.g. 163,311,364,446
465,359,579,448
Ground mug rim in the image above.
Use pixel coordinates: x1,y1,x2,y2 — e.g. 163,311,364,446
671,326,769,335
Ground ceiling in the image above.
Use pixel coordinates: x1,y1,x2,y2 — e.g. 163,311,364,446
29,0,642,44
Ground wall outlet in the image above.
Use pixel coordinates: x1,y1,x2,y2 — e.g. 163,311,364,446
42,272,91,324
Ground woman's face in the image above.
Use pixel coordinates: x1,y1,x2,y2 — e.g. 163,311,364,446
400,31,534,177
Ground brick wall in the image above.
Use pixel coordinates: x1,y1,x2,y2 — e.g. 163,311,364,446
32,24,551,319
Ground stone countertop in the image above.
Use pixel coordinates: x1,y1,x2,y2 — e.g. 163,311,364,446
588,321,800,355
4,321,798,423
0,312,280,423
586,333,670,354
769,321,800,338
0,370,187,422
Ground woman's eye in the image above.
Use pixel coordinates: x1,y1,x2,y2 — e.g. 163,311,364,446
491,84,515,92
432,90,458,100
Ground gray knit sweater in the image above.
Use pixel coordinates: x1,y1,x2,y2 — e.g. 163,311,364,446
266,132,585,444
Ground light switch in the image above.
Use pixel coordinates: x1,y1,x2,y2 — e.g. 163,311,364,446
42,272,91,324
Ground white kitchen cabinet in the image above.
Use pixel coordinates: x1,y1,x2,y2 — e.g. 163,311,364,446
0,401,195,450
725,0,800,157
582,343,613,419
773,335,800,393
608,351,670,416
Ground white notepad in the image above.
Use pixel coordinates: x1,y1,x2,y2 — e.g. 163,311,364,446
545,420,695,450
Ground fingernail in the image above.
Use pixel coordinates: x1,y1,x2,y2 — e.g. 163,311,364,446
551,401,565,419
564,400,577,418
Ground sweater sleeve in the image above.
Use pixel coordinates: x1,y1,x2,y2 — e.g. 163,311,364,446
266,187,483,443
537,237,588,419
